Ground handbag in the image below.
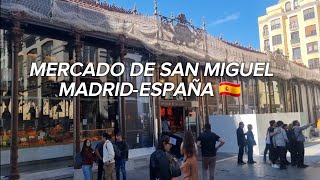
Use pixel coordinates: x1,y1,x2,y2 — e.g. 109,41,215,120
167,153,181,177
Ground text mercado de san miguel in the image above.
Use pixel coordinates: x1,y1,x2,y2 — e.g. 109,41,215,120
29,62,273,97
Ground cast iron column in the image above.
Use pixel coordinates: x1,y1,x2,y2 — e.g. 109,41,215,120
74,33,82,154
119,35,127,140
10,15,23,180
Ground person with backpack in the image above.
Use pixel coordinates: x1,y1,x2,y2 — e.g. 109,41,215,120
197,123,225,180
115,133,129,180
180,131,199,180
150,135,178,180
292,120,316,168
81,139,97,180
102,133,116,180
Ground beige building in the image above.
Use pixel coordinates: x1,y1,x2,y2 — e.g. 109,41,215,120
258,0,320,69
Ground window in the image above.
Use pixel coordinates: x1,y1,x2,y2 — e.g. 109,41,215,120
308,58,320,69
293,0,299,9
292,47,301,60
285,2,291,12
304,8,315,20
289,16,299,29
291,31,300,44
263,25,269,36
271,19,281,30
264,39,270,51
272,34,282,45
307,42,318,54
305,25,317,37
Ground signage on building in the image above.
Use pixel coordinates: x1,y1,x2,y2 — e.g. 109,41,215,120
160,100,191,107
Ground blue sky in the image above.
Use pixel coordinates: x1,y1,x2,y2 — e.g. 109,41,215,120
107,0,278,49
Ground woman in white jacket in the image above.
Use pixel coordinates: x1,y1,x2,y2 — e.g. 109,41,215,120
273,121,289,170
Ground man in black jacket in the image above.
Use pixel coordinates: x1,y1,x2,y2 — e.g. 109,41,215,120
237,122,247,165
115,133,129,180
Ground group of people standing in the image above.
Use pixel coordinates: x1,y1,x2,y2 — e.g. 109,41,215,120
263,120,315,169
236,122,257,165
80,132,129,180
150,123,225,180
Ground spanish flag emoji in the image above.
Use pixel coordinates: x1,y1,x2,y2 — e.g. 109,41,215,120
219,82,241,97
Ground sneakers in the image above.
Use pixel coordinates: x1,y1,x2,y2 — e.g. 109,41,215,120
238,162,246,165
271,164,280,169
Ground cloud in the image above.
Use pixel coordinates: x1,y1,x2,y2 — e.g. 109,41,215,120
208,12,240,27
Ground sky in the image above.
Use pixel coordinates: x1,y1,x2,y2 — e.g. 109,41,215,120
107,0,279,49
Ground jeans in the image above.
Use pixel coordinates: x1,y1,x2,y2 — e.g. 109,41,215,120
238,145,245,163
97,160,105,180
296,142,305,166
82,165,93,180
247,145,253,163
263,144,272,161
116,159,127,180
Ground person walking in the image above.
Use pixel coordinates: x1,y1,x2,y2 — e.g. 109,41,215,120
245,124,256,164
197,124,225,180
180,131,199,180
236,122,246,165
292,120,316,168
150,135,175,180
115,133,129,180
95,134,106,180
81,139,97,180
162,118,171,136
273,121,289,170
103,133,116,180
263,120,275,163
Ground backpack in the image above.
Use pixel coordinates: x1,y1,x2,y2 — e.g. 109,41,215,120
74,152,83,169
106,142,121,160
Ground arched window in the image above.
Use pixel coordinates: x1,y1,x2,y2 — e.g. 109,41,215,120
41,40,53,62
285,2,291,12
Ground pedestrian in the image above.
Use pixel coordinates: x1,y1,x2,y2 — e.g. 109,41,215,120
150,135,176,180
263,120,275,163
81,139,97,180
197,123,225,180
287,123,297,166
292,120,316,168
273,121,289,169
245,124,256,164
115,133,129,180
95,133,106,180
103,133,116,180
180,131,199,180
236,122,246,165
162,118,171,136
282,124,291,165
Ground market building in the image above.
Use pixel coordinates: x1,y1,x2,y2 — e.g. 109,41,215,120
1,0,320,179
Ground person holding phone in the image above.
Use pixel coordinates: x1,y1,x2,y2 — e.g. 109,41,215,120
292,120,317,168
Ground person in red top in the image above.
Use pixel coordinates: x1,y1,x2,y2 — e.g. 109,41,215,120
81,139,97,180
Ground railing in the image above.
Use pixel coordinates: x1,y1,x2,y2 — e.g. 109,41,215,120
271,24,281,30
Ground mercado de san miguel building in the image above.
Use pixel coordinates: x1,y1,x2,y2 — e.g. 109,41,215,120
1,0,320,178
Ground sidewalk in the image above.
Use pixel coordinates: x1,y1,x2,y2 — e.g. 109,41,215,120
2,143,320,180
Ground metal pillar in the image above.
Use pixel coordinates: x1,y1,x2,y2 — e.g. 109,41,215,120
10,15,23,180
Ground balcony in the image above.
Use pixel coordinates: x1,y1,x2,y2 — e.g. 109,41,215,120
289,22,299,30
291,38,300,44
271,24,281,30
